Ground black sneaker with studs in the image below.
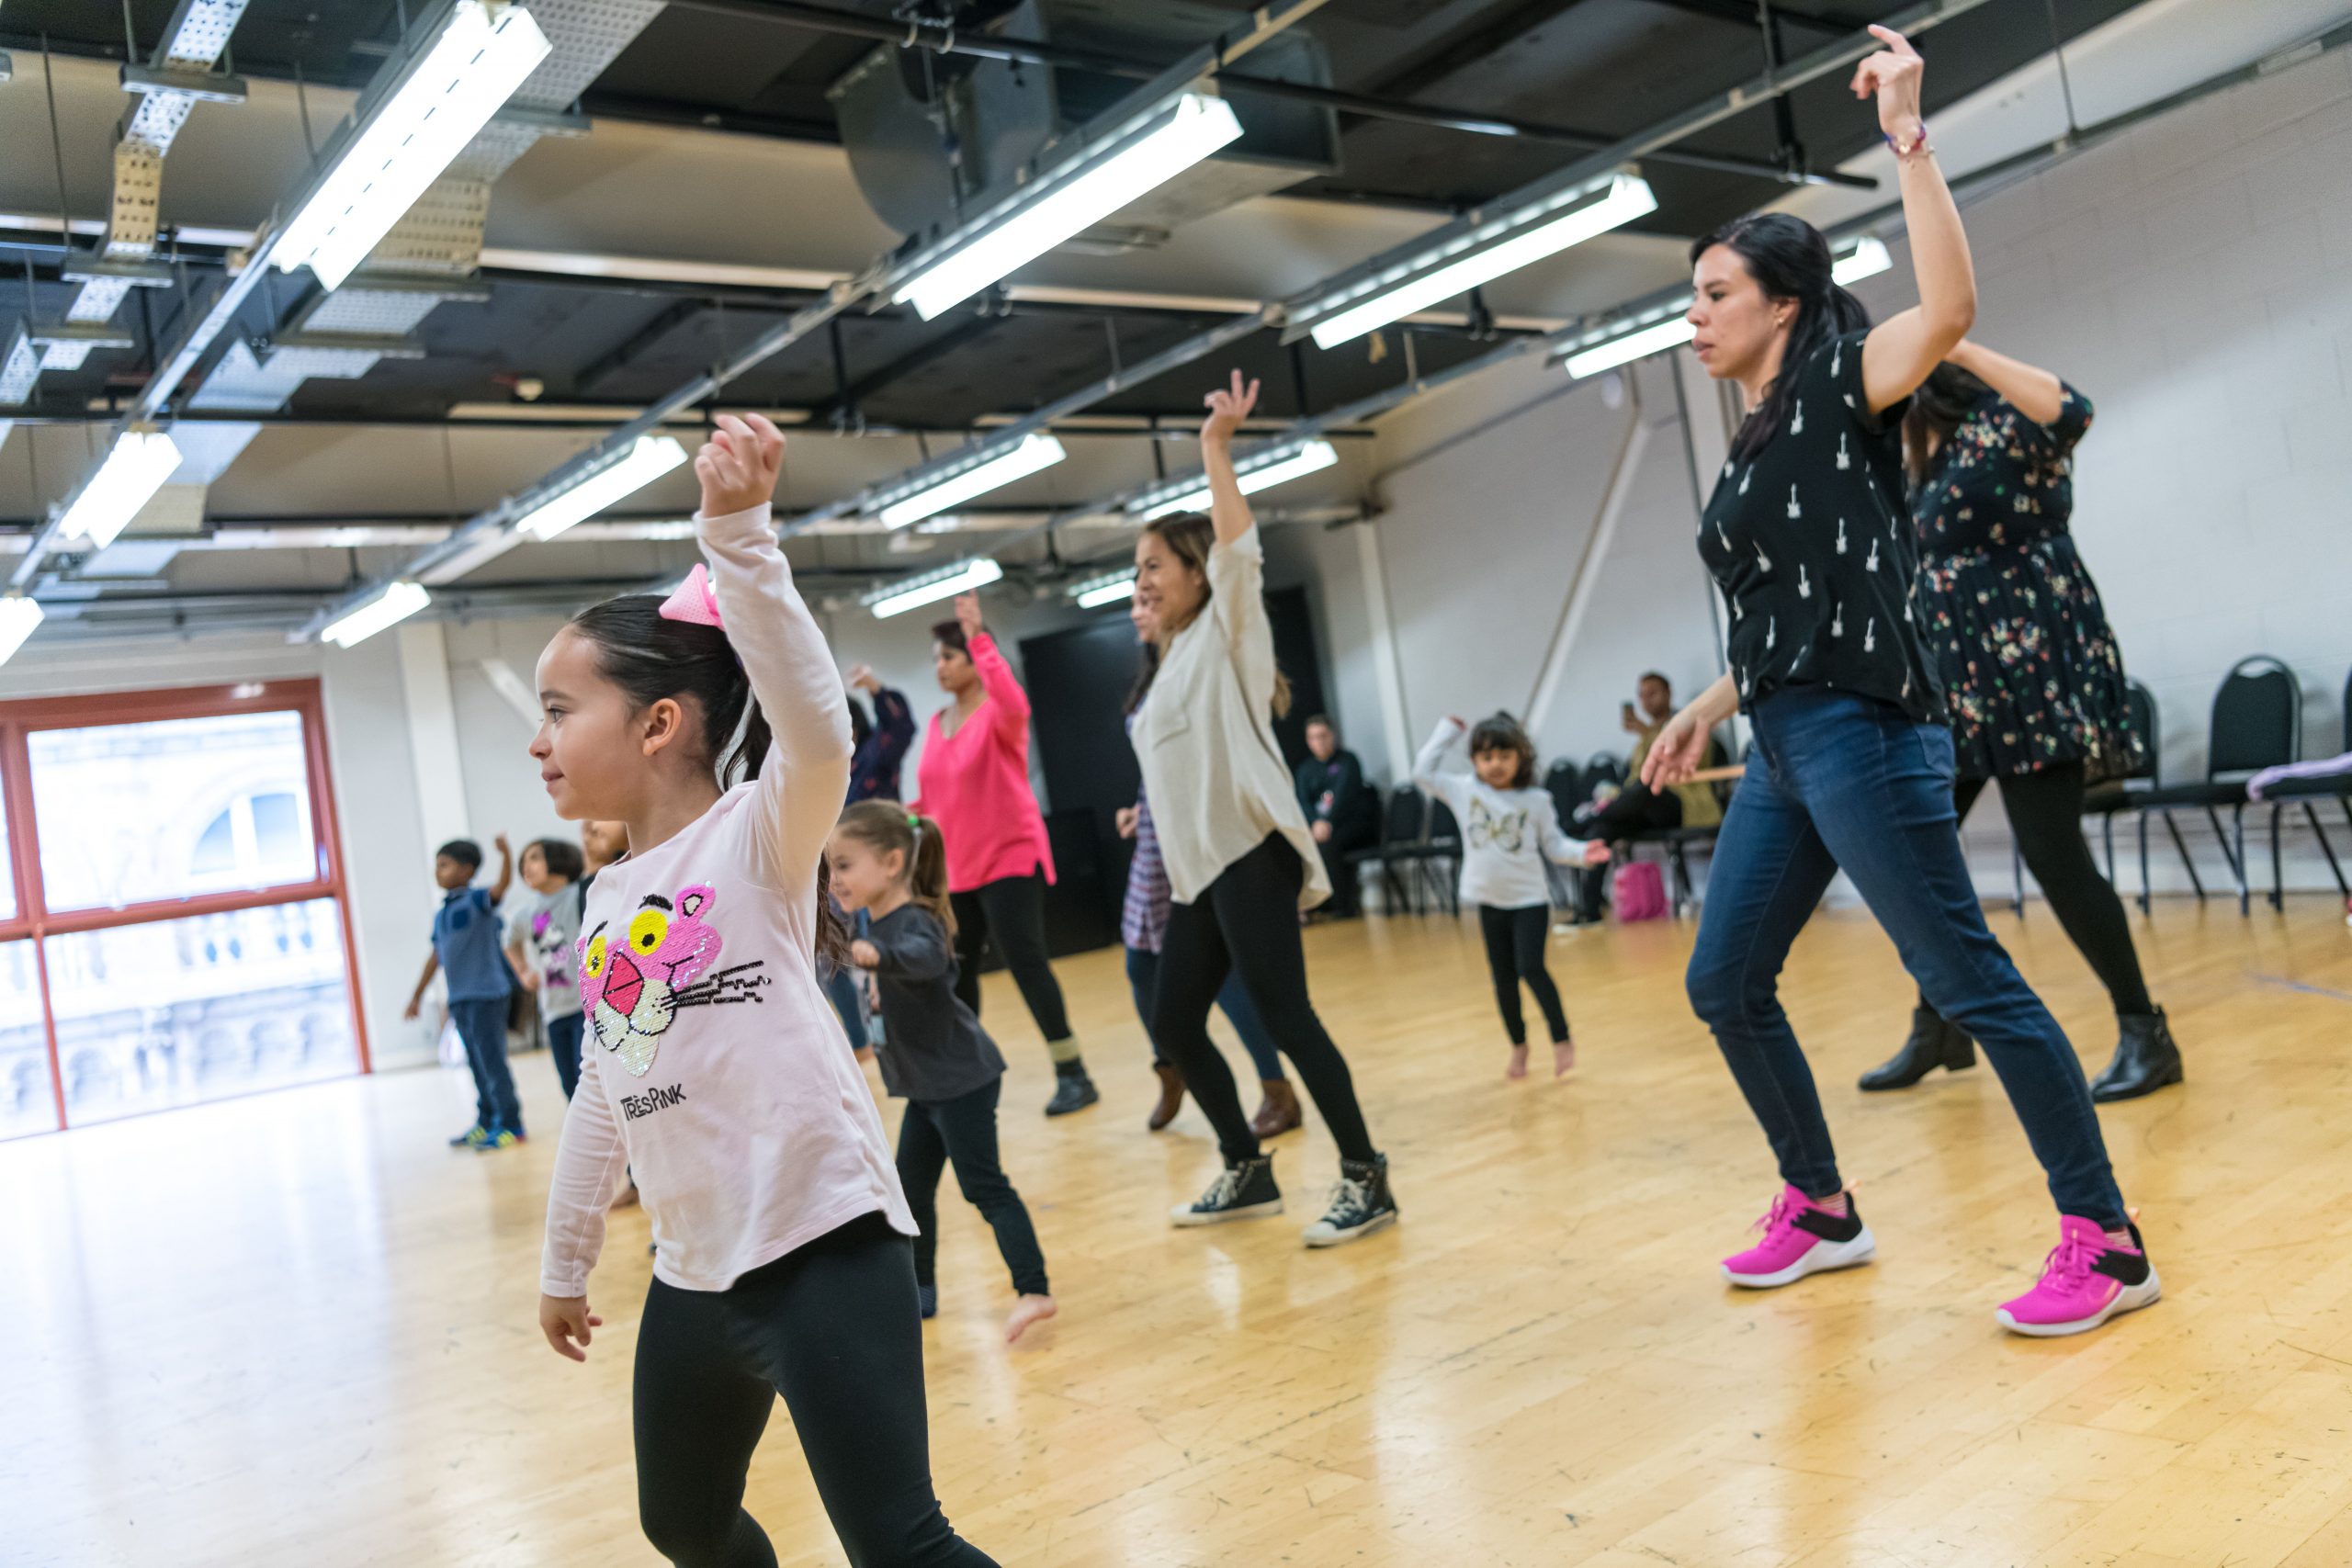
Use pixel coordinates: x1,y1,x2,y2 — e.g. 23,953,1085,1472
1170,1153,1283,1226
1303,1154,1399,1247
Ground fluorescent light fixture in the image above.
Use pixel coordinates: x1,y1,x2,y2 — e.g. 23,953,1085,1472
1555,309,1698,379
1833,236,1893,286
865,558,1004,620
0,595,43,666
56,429,184,548
1299,173,1657,351
1130,438,1339,522
322,580,431,647
515,435,689,541
275,0,550,289
874,434,1067,530
894,92,1242,321
1069,570,1136,608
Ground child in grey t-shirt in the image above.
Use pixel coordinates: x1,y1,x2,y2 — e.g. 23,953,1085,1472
515,839,588,1098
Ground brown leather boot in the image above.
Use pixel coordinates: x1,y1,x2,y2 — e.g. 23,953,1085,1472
1148,1062,1186,1132
1250,1077,1302,1138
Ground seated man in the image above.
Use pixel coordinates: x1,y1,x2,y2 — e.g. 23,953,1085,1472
1576,671,1723,921
1295,715,1380,919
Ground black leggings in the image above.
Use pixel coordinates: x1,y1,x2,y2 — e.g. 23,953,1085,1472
896,1077,1049,1297
1150,834,1377,1167
634,1213,998,1568
948,872,1073,1050
1933,763,2153,1018
1476,904,1570,1044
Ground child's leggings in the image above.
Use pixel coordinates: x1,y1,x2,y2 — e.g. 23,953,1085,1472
1477,903,1569,1045
895,1077,1050,1297
633,1212,999,1568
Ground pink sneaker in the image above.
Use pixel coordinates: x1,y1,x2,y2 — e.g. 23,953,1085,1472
1722,1184,1875,1288
1996,1216,2161,1337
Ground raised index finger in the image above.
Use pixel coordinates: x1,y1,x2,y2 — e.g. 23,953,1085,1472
1867,23,1919,58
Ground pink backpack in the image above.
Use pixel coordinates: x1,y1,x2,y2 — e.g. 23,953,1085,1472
1613,860,1668,922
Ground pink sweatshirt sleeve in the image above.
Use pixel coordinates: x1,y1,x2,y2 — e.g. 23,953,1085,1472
967,632,1033,746
539,1043,628,1296
697,503,854,889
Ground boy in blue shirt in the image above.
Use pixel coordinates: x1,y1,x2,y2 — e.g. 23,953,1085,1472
403,834,523,1150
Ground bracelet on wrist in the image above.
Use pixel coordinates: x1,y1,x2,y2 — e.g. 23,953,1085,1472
1884,120,1932,161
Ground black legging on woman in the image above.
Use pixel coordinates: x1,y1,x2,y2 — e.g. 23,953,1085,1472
946,872,1069,1038
633,1213,997,1568
1150,833,1377,1168
1940,763,2150,1013
1477,904,1570,1044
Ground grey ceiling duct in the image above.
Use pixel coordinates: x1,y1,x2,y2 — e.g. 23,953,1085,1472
831,0,1338,254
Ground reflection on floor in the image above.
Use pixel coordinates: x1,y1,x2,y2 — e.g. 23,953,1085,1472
8,898,2352,1567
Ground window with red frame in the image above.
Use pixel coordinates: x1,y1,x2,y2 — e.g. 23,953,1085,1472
0,680,368,1137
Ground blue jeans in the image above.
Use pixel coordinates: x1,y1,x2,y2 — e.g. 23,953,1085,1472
1685,686,2124,1227
547,1010,584,1100
1125,944,1286,1083
448,994,523,1135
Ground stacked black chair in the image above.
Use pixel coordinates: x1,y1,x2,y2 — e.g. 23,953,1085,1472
1350,784,1428,915
2129,657,2301,916
2256,662,2352,906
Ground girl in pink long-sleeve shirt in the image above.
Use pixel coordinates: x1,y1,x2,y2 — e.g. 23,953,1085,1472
531,413,997,1568
912,592,1097,1116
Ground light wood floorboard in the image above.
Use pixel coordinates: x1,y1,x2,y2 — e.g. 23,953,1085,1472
7,897,2351,1566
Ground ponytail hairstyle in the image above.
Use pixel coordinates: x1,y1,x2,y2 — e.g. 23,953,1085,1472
1902,360,1992,491
1690,213,1872,464
567,593,850,969
834,801,956,939
1466,711,1538,790
1124,513,1293,717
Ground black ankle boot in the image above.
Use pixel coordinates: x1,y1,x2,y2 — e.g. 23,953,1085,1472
1858,1006,1977,1092
2090,1007,2183,1102
1045,1057,1099,1117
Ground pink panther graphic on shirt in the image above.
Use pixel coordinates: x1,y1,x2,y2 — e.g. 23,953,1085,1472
578,884,769,1077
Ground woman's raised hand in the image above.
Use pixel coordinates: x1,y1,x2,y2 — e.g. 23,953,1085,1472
695,412,786,517
1201,369,1260,448
1850,23,1926,142
953,591,985,644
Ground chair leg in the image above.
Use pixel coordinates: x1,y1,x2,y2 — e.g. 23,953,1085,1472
2205,805,2244,891
2012,838,2027,918
2101,813,2116,888
2162,811,2207,901
2137,812,2152,914
2305,800,2349,897
2270,803,2286,910
2229,804,2248,917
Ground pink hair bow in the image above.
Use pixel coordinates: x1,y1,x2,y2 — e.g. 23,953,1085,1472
660,563,724,628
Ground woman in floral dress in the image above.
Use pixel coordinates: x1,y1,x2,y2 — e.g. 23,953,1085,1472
1860,340,2183,1102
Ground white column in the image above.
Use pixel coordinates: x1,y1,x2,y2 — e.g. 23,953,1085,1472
396,620,472,850
1353,520,1416,789
1523,408,1650,739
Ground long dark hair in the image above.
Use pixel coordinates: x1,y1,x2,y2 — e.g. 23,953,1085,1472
1691,213,1871,463
1124,513,1293,716
834,801,956,938
1902,361,1990,489
568,593,849,967
1467,711,1537,790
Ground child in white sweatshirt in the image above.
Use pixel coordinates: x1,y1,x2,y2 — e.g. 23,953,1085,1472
1415,713,1610,1080
531,413,997,1568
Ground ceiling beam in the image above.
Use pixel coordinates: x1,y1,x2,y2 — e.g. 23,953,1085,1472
1645,0,1849,34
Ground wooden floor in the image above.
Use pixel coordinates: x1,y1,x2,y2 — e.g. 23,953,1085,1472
10,895,2352,1567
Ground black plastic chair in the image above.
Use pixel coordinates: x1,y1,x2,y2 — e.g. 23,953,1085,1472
1349,785,1428,914
2130,657,2301,915
2258,662,2352,905
1406,797,1464,917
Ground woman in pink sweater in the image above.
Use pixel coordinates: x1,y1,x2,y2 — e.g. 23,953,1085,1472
913,592,1096,1117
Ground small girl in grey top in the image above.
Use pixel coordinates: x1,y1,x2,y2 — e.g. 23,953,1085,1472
829,801,1057,1345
